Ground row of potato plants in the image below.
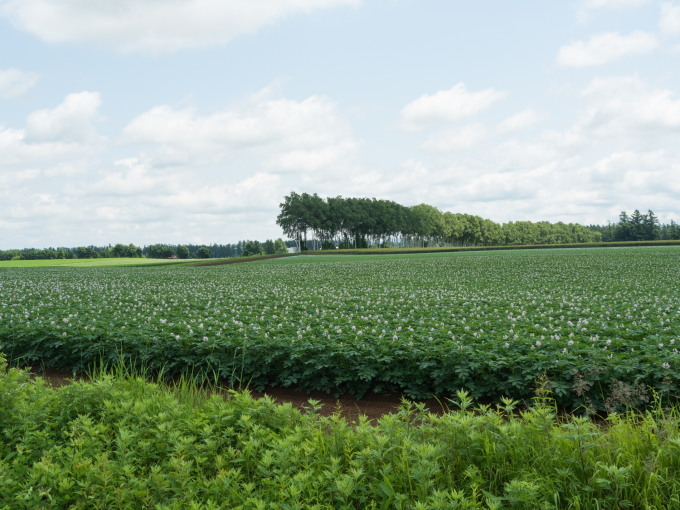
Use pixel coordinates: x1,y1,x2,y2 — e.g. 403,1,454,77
2,355,680,509
1,247,678,410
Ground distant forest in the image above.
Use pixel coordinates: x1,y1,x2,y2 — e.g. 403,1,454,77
3,196,678,261
0,240,290,261
588,209,680,242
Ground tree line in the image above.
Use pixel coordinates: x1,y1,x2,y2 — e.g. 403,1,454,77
0,239,289,261
0,244,142,261
587,210,680,242
276,192,602,250
5,204,676,262
144,240,288,259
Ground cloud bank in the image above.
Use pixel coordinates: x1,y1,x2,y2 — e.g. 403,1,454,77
557,31,658,67
400,83,505,131
0,68,38,98
0,0,360,53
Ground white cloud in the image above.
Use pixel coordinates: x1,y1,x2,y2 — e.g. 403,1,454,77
273,141,359,172
42,162,88,178
25,91,102,143
66,156,280,218
0,68,38,98
419,110,541,152
456,165,554,203
0,168,40,191
0,0,360,53
539,76,680,154
422,124,489,151
557,31,658,67
493,140,562,168
498,109,542,133
582,0,651,9
660,2,680,34
576,0,651,23
85,158,172,197
353,158,566,221
580,150,680,211
400,83,505,131
157,172,281,214
579,75,680,135
0,125,89,166
382,76,680,222
122,94,356,171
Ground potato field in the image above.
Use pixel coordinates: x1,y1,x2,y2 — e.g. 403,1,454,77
2,247,678,411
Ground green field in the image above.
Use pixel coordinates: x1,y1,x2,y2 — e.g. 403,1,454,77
0,257,190,268
1,247,678,410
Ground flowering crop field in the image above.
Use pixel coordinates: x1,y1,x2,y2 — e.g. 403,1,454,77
1,247,678,410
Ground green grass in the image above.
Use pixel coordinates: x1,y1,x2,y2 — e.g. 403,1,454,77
0,257,191,268
1,354,679,509
0,254,295,268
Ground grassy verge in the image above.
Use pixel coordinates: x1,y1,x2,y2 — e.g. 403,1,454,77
1,353,679,509
0,258,191,268
0,254,300,268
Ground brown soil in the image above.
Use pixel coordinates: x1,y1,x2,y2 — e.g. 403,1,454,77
249,387,448,422
196,254,296,266
30,368,449,423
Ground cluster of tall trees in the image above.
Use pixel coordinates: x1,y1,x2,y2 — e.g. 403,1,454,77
277,192,602,250
588,210,680,242
0,239,289,261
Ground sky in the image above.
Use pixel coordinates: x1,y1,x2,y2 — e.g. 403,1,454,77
1,0,679,249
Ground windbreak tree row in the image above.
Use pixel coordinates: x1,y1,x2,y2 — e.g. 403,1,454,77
276,192,601,250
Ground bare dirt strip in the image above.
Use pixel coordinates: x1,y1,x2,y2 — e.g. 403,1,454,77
32,368,448,422
196,254,297,266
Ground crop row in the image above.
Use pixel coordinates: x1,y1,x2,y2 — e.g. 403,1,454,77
1,248,678,410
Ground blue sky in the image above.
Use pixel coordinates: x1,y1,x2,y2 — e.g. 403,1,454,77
1,0,679,249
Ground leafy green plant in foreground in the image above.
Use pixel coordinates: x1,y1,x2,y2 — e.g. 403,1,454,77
1,354,679,509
